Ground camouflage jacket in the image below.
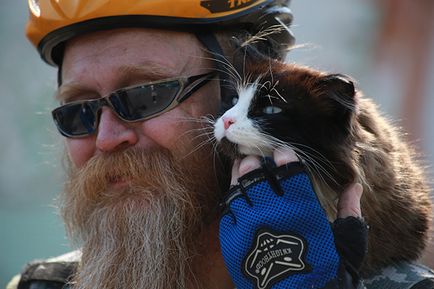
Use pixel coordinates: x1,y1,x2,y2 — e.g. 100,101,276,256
6,251,434,289
364,262,434,289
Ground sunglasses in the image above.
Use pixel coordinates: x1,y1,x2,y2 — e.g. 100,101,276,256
52,72,216,138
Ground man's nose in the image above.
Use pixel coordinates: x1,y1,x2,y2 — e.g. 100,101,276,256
95,107,139,152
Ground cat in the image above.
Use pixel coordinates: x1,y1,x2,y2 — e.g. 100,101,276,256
212,53,432,275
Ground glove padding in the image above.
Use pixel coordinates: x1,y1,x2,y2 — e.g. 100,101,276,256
219,159,367,289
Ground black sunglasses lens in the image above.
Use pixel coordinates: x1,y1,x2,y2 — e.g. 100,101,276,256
109,80,181,121
52,102,97,136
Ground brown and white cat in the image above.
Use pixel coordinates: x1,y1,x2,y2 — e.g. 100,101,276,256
213,55,432,274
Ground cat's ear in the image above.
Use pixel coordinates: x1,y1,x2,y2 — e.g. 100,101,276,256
321,73,356,111
320,74,358,126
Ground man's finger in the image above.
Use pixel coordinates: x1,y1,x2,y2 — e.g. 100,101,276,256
273,147,298,166
230,159,241,186
238,155,261,177
337,183,363,218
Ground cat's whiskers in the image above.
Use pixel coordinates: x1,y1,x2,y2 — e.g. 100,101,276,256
242,127,270,146
286,142,335,170
200,67,240,90
299,152,335,188
267,94,274,105
176,131,214,155
271,79,280,91
254,137,327,184
265,63,285,104
173,117,217,151
252,142,267,158
269,140,334,191
239,74,256,93
292,149,339,192
201,115,217,124
266,70,286,104
180,131,216,160
176,119,213,127
271,86,287,103
258,76,287,105
265,95,281,100
211,140,222,184
155,51,241,88
256,133,339,188
254,136,277,151
259,80,272,92
264,133,336,170
268,59,274,88
194,54,242,84
188,130,215,144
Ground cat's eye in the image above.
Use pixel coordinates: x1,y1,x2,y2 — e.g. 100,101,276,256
263,106,282,114
232,97,239,106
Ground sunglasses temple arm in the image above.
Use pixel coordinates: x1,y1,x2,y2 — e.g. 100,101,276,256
177,73,216,103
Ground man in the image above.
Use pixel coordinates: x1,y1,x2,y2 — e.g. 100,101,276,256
7,1,433,289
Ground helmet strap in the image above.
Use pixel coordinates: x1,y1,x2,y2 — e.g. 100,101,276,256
195,32,236,114
57,61,63,86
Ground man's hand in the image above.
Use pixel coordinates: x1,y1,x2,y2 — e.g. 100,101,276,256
220,148,368,289
230,148,364,219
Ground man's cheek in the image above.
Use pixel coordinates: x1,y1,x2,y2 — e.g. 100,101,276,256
66,137,96,168
141,109,196,150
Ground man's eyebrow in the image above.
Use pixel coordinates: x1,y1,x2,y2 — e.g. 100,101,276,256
55,83,96,103
118,63,179,83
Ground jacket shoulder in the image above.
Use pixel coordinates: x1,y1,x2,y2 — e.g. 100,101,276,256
364,262,434,289
5,251,80,289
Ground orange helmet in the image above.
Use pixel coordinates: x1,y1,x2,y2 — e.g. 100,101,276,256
26,0,294,66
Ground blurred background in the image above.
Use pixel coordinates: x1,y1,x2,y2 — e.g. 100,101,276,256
1,0,433,287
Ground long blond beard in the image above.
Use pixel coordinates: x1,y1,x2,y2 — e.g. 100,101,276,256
60,146,221,289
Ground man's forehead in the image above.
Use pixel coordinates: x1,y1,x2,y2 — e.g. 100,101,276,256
61,48,185,83
61,28,201,70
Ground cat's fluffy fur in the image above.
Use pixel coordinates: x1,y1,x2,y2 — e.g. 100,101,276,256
216,57,432,274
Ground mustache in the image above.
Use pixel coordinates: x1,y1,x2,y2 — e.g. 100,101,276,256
66,147,187,199
61,147,198,242
68,147,171,186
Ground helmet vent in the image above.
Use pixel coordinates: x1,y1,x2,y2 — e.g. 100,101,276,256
29,0,40,17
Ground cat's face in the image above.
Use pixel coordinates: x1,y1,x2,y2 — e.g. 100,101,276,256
214,61,356,162
214,80,276,156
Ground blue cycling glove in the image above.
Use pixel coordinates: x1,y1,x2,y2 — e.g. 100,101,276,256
219,159,367,289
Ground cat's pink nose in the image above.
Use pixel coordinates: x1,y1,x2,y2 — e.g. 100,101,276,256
223,117,235,130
